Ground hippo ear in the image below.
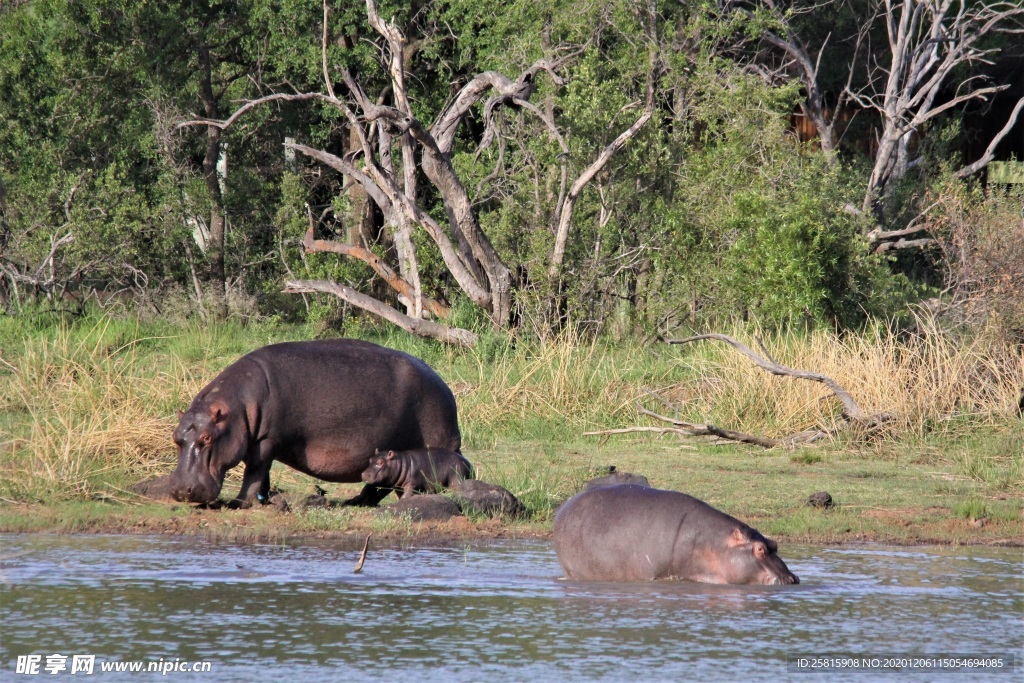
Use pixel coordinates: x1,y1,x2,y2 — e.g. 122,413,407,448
176,409,185,420
727,528,749,548
385,450,397,461
209,400,229,424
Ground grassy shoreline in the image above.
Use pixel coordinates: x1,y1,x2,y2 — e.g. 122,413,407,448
1,438,1020,547
1,311,1021,547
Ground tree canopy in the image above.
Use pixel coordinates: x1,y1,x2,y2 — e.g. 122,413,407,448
2,0,1021,339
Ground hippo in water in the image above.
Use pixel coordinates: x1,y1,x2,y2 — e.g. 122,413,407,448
360,447,473,501
553,485,799,585
169,339,461,508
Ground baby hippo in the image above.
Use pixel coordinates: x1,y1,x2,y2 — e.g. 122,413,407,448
360,447,474,500
554,484,799,585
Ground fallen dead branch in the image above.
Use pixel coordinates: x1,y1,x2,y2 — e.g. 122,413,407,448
636,406,834,448
668,334,890,425
586,333,892,449
582,426,688,437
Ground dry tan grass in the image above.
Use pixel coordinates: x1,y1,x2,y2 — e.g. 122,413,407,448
1,312,1019,501
452,326,643,435
664,314,1022,439
0,323,185,499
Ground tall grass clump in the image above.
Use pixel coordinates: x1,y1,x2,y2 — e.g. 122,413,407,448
0,318,180,500
659,312,1022,441
446,326,648,447
0,313,297,502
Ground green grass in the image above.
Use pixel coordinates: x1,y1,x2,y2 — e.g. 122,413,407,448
0,308,1021,545
951,432,1024,491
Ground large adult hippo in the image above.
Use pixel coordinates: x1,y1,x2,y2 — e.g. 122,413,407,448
553,484,799,585
169,339,462,508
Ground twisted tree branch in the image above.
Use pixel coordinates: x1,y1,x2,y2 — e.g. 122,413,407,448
667,333,877,423
284,279,477,347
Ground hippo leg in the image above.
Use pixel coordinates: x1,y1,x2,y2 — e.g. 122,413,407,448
230,443,274,509
341,484,393,507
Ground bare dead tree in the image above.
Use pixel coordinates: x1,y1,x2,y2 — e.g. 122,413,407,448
298,206,449,321
859,198,941,253
548,82,656,282
179,0,567,339
740,0,871,161
284,279,477,347
954,95,1024,179
179,0,662,342
545,0,659,322
848,0,1024,215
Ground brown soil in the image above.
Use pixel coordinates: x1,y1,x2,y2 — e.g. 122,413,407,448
3,500,1021,547
0,501,553,547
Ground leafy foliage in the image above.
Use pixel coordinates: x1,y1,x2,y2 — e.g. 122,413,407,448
1,0,1013,338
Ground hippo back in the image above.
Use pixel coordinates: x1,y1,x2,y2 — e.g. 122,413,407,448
554,485,697,581
553,484,791,584
235,339,460,481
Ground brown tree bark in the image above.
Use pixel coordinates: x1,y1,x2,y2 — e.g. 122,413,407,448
180,0,580,341
197,41,228,319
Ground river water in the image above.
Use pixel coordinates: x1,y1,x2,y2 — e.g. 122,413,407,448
0,535,1020,681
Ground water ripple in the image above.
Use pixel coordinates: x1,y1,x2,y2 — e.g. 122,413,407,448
1,535,1020,681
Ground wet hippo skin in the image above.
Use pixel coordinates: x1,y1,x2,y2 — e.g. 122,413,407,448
554,484,799,585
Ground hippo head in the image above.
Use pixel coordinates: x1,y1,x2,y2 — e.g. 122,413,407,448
361,450,398,485
720,527,800,585
169,400,242,504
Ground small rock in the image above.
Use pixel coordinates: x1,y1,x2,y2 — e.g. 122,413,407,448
131,475,175,500
584,471,650,491
807,491,834,509
378,494,461,522
451,479,526,519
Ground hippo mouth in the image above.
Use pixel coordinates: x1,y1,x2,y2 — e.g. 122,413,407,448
171,482,220,504
769,573,800,585
169,457,225,504
170,477,222,504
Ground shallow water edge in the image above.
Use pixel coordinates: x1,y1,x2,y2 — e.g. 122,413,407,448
1,534,1021,681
